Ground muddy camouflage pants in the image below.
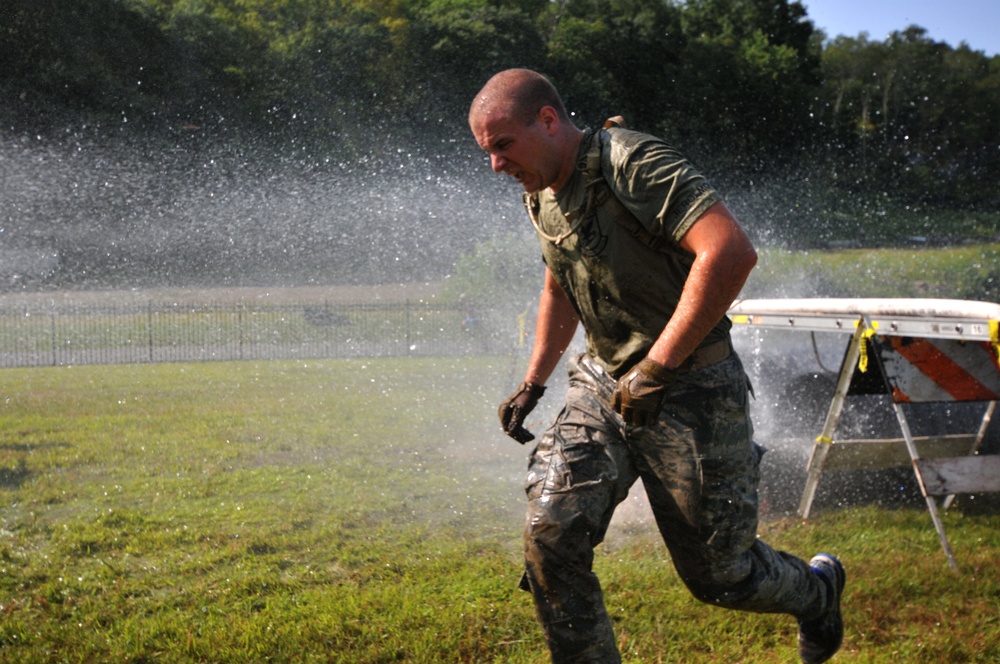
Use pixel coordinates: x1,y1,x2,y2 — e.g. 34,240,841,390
521,352,827,663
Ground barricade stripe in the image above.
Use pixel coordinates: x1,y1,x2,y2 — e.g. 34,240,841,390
885,337,1000,401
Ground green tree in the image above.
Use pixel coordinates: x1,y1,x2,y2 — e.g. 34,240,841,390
537,0,685,132
3,0,997,217
400,0,547,139
672,0,822,162
819,26,1000,206
0,0,181,126
131,0,408,145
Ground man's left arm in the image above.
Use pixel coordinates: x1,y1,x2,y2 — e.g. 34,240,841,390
611,201,756,425
646,201,756,369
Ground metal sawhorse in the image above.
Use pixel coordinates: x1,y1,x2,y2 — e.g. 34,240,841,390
728,298,1000,570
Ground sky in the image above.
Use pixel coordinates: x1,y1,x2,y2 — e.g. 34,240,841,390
801,0,999,55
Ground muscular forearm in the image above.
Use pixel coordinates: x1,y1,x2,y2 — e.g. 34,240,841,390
524,269,580,385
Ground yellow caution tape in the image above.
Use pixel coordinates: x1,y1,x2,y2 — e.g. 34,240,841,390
857,321,878,373
990,319,1000,361
815,435,833,445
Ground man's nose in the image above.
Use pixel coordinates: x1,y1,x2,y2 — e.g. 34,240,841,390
491,154,506,173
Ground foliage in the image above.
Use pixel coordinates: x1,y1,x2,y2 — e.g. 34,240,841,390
405,0,547,132
1,359,999,662
1,0,997,292
537,0,687,132
818,27,1000,206
0,0,183,122
3,0,998,207
673,0,820,160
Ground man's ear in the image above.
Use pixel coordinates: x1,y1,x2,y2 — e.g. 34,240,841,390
537,105,560,134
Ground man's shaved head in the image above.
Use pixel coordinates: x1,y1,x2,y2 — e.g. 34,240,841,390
469,69,583,194
469,69,569,127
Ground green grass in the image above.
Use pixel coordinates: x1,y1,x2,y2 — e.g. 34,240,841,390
1,359,998,662
747,243,1000,300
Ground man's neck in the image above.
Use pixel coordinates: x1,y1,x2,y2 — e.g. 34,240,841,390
549,128,586,193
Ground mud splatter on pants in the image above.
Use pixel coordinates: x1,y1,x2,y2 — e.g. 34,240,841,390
520,352,828,663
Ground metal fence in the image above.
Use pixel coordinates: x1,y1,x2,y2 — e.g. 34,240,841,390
0,299,507,368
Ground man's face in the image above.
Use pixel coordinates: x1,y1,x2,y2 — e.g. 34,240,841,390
470,107,559,193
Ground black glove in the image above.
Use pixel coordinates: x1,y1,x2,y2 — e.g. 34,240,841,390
498,381,546,444
612,358,676,426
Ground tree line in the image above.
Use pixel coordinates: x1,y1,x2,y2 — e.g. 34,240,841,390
2,0,998,209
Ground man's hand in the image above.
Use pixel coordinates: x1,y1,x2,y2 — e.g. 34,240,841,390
612,358,676,426
498,382,546,443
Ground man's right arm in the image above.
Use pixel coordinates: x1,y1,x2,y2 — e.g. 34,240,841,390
497,268,579,444
524,267,579,386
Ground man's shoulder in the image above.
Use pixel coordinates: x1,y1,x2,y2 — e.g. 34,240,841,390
601,127,681,173
605,126,672,149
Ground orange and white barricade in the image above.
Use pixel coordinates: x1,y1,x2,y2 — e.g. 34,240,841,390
728,298,1000,570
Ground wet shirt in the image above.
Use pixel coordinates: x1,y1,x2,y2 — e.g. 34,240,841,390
533,127,730,377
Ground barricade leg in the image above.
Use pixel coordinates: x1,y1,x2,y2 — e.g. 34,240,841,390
798,323,865,519
893,403,959,571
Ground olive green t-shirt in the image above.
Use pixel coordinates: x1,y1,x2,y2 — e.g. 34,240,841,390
533,127,731,377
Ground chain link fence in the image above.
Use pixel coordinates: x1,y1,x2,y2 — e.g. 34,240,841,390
0,298,515,368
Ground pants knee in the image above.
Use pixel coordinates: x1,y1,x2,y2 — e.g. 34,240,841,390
684,575,757,610
675,555,756,609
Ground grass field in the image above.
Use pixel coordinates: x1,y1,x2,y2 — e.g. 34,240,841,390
1,358,999,663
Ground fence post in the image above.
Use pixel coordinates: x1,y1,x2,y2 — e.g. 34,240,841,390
148,301,154,363
50,312,57,367
325,299,331,352
239,303,244,361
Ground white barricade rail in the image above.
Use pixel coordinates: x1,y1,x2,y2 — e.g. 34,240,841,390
727,298,1000,570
